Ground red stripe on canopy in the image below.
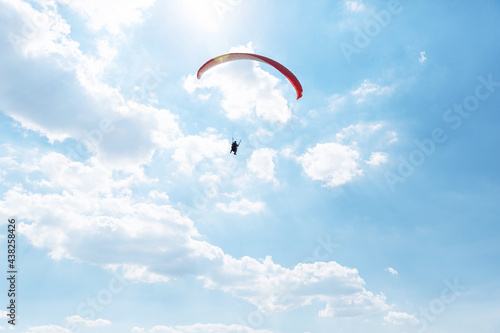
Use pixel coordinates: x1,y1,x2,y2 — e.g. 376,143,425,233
197,53,303,100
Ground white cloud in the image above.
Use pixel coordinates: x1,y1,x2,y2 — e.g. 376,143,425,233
280,146,296,159
132,328,146,333
247,148,278,184
299,142,362,187
37,152,113,193
0,0,400,326
96,38,118,61
385,267,398,276
66,315,111,327
205,256,390,317
350,80,393,103
55,0,155,34
336,122,384,142
0,4,393,319
419,51,427,64
172,133,229,174
1,0,76,59
296,123,392,185
0,147,388,316
148,190,170,204
200,172,222,184
384,311,419,325
24,325,72,333
0,151,211,269
387,130,399,144
327,79,395,115
113,264,170,283
216,198,265,215
366,152,388,166
134,323,274,333
0,147,391,317
329,93,347,112
184,43,293,124
249,127,274,146
345,0,365,12
0,1,183,169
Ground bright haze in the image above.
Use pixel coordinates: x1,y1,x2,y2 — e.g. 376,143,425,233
0,0,499,332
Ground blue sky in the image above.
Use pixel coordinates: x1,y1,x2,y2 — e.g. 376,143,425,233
0,0,499,332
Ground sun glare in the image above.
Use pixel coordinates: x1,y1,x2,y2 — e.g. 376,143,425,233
178,0,224,33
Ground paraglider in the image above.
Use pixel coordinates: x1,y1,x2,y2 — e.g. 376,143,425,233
197,53,303,100
230,139,241,155
197,53,302,157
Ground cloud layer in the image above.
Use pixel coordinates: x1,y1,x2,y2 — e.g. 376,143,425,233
0,1,398,330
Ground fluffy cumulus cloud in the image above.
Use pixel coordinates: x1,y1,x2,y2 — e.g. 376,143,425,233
366,152,388,166
0,0,182,168
205,256,389,317
385,267,398,276
66,315,111,327
184,43,293,124
328,79,394,114
0,0,393,323
247,148,278,184
299,142,362,188
216,198,265,215
0,149,214,276
0,147,389,317
172,133,229,174
13,195,212,279
335,122,384,142
384,311,419,325
350,79,393,103
419,51,427,64
296,121,394,186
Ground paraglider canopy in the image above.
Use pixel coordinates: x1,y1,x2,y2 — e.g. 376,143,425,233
197,53,303,100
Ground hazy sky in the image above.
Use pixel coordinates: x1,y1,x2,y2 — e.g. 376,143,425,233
0,0,499,332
